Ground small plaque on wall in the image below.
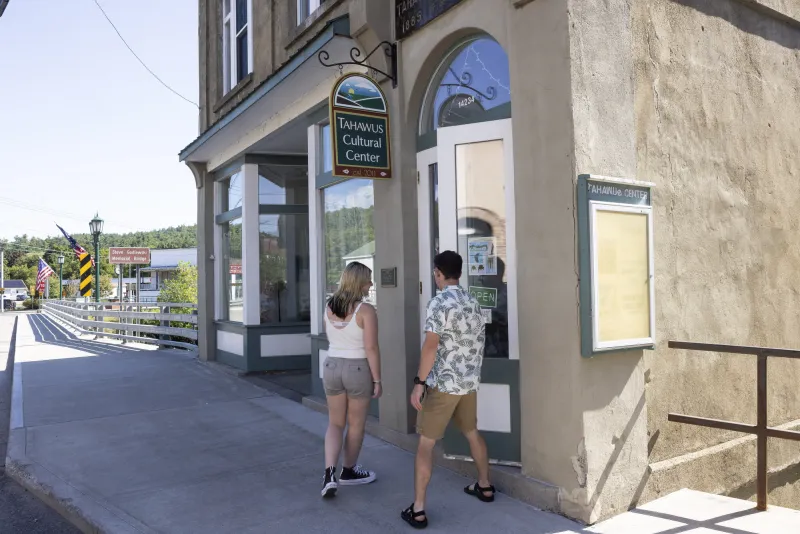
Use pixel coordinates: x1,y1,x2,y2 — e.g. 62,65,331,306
380,267,397,288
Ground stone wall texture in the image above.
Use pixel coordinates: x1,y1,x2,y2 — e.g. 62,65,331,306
635,0,800,507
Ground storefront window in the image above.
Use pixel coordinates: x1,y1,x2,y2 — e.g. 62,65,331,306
220,171,243,212
259,165,308,205
323,179,376,306
259,164,310,324
259,214,311,323
221,218,243,322
421,37,511,133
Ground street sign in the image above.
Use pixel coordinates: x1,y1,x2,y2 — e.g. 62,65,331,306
109,247,151,264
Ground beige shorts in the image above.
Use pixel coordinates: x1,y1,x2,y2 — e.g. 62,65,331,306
322,357,373,399
416,387,478,441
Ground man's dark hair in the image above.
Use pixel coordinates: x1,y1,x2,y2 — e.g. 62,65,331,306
434,250,462,280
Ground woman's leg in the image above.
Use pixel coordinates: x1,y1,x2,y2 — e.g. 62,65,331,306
325,393,348,468
342,396,371,467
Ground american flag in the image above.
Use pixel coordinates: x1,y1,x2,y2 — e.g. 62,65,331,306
56,223,94,266
36,259,55,294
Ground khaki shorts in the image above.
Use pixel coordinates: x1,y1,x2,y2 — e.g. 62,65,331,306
416,387,478,441
322,357,373,399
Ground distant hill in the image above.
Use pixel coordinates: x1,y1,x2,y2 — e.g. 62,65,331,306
1,225,198,297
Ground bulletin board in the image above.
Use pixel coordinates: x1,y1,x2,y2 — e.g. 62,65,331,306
578,175,655,357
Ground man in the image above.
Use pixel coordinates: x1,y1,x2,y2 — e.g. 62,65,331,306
401,250,494,529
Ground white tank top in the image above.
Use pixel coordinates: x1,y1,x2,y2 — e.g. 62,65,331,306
325,302,367,359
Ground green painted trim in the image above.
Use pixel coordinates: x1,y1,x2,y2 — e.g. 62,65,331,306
179,15,351,161
216,321,310,335
214,158,245,180
415,103,512,152
306,104,329,125
258,205,309,215
577,174,593,358
217,349,246,370
215,207,243,224
252,324,311,335
248,354,311,372
442,358,520,463
215,321,246,333
311,336,329,398
316,171,350,190
245,154,308,166
416,130,437,152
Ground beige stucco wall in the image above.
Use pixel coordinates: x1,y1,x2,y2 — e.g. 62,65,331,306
634,0,800,507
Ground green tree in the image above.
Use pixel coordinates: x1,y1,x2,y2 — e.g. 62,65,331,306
158,262,198,305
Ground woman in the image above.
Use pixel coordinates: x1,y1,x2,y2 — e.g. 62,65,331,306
321,261,382,498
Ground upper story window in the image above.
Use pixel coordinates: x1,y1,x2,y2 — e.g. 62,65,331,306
222,0,253,93
297,0,321,25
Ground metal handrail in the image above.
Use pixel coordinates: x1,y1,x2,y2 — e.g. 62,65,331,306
668,340,800,511
42,300,198,350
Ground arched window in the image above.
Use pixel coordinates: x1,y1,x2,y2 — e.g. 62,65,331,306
420,36,511,134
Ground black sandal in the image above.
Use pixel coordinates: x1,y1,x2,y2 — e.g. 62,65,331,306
401,503,428,529
464,482,495,502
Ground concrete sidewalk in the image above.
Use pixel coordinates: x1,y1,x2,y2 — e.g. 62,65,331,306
6,313,587,533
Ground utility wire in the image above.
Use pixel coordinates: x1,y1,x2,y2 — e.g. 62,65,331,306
0,197,136,231
90,0,199,109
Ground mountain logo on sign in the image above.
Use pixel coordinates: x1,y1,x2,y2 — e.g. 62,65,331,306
335,76,387,113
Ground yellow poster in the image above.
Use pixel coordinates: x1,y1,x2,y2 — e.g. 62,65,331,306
595,210,651,343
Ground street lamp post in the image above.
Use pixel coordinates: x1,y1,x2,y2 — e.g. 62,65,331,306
89,213,104,303
57,254,65,300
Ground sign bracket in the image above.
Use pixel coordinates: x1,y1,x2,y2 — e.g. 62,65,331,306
318,41,397,88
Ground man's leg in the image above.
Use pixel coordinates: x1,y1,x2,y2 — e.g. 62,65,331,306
414,435,436,518
455,392,494,499
464,429,492,492
409,388,458,519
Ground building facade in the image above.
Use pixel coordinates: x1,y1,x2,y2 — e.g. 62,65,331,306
139,248,199,302
180,0,800,523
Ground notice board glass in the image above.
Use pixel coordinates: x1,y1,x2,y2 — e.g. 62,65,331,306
592,207,652,345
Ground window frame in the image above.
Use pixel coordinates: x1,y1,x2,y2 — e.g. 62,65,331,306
257,164,312,326
296,0,321,25
222,0,254,94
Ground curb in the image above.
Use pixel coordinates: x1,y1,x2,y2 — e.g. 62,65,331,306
4,315,154,534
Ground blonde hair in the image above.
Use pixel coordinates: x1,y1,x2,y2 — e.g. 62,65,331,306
328,262,372,319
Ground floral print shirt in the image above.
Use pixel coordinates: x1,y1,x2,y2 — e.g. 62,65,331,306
424,285,485,395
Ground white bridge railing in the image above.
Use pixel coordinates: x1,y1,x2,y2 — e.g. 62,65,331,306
42,300,198,351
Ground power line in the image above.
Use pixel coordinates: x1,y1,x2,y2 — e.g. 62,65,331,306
90,0,199,109
0,197,136,231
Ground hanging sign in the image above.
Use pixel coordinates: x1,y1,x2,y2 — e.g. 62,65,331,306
330,73,392,180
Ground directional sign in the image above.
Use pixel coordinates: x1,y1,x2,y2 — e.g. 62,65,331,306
109,247,151,264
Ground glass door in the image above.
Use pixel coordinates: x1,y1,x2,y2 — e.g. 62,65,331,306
417,119,520,465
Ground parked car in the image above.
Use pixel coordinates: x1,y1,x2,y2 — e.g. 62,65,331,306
16,293,27,301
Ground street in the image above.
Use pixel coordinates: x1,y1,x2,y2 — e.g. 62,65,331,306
0,314,80,533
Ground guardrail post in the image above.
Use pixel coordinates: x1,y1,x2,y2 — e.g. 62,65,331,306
756,352,768,511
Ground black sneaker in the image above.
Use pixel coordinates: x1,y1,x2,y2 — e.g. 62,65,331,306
321,467,338,498
339,464,376,486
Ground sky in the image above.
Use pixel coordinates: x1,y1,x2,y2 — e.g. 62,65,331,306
0,0,199,240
